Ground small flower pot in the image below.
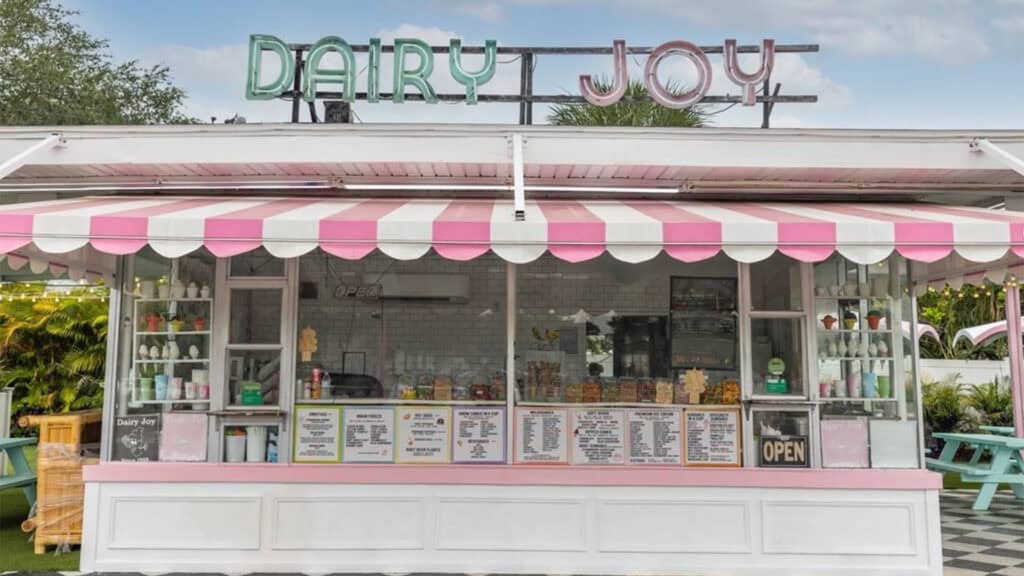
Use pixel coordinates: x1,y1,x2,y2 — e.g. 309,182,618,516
866,313,883,330
821,315,836,330
193,317,206,331
225,433,247,463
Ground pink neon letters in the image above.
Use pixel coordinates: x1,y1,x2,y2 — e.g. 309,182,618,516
582,38,776,108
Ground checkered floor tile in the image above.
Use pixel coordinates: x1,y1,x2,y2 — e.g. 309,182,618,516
942,490,1024,576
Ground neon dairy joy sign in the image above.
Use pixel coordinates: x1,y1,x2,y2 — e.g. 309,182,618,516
245,35,777,110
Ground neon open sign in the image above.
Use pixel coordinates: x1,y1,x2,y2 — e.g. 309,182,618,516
246,36,776,110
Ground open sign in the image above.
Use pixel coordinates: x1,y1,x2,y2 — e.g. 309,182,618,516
759,436,809,468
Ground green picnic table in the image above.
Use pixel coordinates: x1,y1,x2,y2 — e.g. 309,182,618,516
979,425,1016,436
926,432,1024,511
0,436,37,510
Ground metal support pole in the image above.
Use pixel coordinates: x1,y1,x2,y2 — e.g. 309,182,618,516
1005,286,1024,438
291,49,305,123
517,55,529,125
505,262,517,462
971,138,1024,178
524,53,535,125
0,133,63,181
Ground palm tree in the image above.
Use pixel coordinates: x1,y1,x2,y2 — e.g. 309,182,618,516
549,78,706,127
0,290,108,422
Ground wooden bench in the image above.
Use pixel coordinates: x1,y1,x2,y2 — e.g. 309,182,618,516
0,436,38,510
926,432,1024,511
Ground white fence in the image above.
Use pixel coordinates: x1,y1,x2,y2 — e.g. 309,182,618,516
919,359,1010,387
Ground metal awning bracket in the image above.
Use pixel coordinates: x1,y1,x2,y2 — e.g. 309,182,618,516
971,138,1024,178
511,133,525,221
0,132,65,181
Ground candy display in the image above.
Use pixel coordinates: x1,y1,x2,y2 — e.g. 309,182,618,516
582,377,603,403
655,378,674,404
565,382,584,403
638,378,657,403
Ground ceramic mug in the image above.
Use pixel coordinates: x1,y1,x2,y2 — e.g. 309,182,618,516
184,381,197,400
157,284,170,299
139,280,156,299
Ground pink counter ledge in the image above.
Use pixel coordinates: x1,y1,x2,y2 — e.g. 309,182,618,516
83,462,942,490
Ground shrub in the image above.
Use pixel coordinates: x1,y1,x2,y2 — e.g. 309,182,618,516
965,379,1014,428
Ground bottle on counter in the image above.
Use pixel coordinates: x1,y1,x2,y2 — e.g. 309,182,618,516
311,368,322,400
321,372,333,399
300,379,310,400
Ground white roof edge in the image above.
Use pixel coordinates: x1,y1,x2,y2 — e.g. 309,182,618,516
0,123,1023,143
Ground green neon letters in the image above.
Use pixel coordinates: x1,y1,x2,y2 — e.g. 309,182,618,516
367,37,382,103
393,38,438,104
245,34,497,104
303,36,356,103
449,39,496,104
246,34,295,100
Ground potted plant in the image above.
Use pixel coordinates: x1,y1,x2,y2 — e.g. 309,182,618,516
168,315,184,333
843,311,858,330
821,314,836,330
144,312,163,332
193,316,207,331
866,310,883,330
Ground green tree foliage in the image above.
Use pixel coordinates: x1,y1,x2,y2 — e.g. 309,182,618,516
0,285,108,431
917,284,1008,359
548,78,706,127
0,0,193,125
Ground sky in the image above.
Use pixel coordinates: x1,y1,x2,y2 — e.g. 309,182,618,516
65,0,1024,129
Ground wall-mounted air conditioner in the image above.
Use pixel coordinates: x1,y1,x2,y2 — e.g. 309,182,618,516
364,273,470,302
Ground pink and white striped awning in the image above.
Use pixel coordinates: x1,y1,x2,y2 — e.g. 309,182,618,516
3,195,1024,265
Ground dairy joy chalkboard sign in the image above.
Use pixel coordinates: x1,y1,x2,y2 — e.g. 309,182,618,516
759,436,809,468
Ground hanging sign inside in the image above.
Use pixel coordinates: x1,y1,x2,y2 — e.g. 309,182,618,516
759,435,809,468
246,35,775,110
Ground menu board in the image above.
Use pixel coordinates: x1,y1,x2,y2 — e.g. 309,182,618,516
112,414,160,462
571,408,625,465
159,413,208,462
294,406,342,463
683,408,741,466
627,408,682,465
342,406,395,463
452,407,506,463
396,406,451,464
515,408,569,464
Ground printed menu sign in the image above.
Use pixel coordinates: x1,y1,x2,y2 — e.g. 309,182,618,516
684,408,741,467
452,407,506,463
627,408,682,465
759,436,809,468
515,408,568,464
571,408,625,465
294,405,341,463
342,406,395,463
396,406,451,464
112,414,160,462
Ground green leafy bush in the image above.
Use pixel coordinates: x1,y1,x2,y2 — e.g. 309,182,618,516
0,286,108,433
922,377,965,435
965,379,1014,428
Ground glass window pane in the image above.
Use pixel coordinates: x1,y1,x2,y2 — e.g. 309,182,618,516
230,247,285,277
517,253,740,405
229,289,282,344
226,348,281,407
750,253,802,311
751,318,805,397
295,250,507,401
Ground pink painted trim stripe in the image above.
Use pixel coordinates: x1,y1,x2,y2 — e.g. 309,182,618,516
204,198,319,257
432,200,494,261
82,462,942,490
0,197,123,254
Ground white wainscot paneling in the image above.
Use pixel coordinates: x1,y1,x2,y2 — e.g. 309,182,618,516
272,497,425,550
597,499,751,553
762,500,918,556
108,496,261,550
436,497,587,551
